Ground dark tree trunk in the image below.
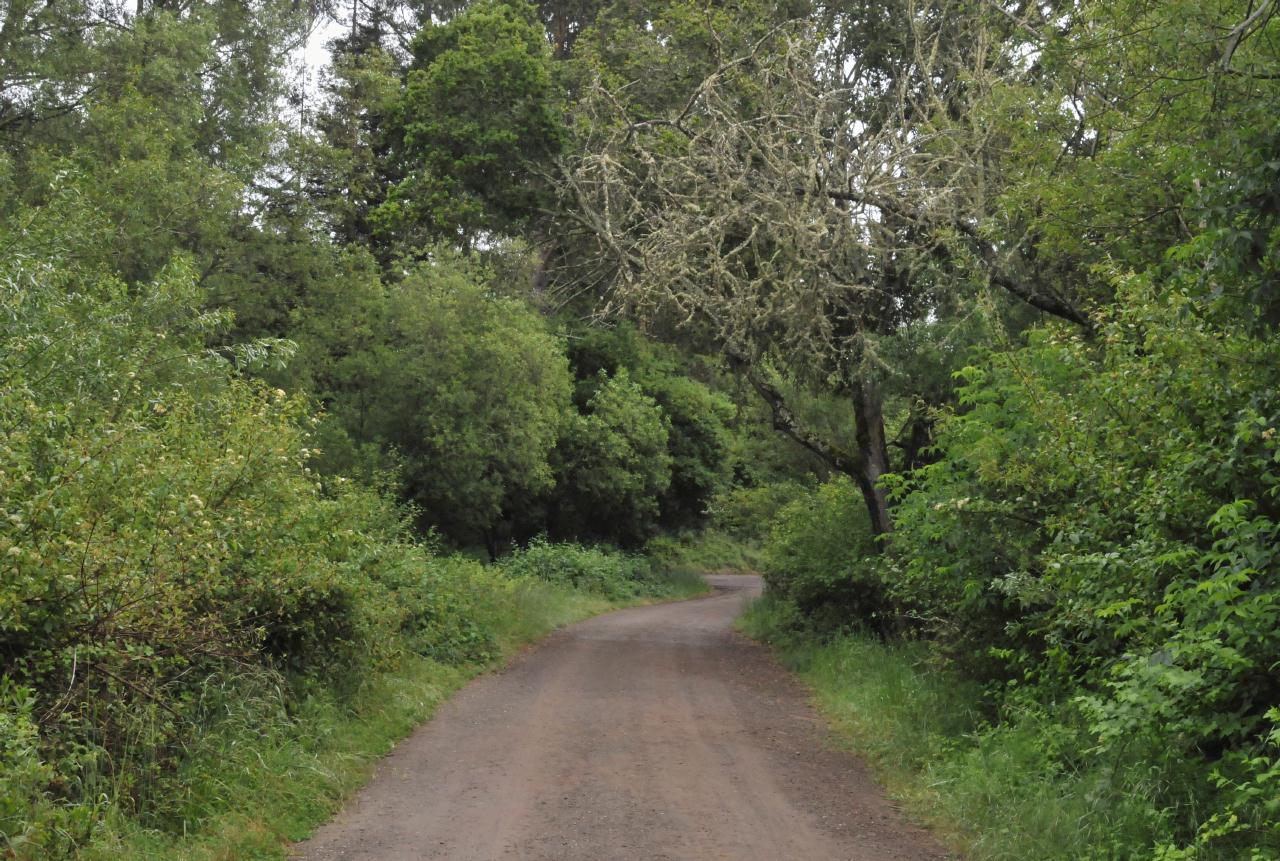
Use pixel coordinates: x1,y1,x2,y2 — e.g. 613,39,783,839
896,403,937,472
741,363,894,539
849,377,894,537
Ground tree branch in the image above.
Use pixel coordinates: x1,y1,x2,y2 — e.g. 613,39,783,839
822,188,1093,330
739,364,862,476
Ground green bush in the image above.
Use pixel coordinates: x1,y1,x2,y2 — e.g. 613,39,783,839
741,595,1203,861
289,252,574,549
376,552,503,665
0,252,417,823
498,538,681,601
551,371,672,546
879,278,1280,855
0,240,579,851
644,529,762,574
761,477,886,627
709,480,811,543
0,682,99,858
564,323,735,534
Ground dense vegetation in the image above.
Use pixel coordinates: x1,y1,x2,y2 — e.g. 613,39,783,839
3,0,1279,858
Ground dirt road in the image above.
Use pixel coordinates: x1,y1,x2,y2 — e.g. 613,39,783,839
293,574,950,861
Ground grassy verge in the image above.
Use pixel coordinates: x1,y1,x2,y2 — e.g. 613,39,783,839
82,575,700,861
737,594,1215,861
646,529,763,574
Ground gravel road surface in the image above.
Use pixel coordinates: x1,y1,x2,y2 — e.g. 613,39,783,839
293,574,950,861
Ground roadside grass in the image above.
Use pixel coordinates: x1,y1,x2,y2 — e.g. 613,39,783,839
641,563,712,600
81,573,698,861
646,529,763,574
737,594,1207,861
83,657,474,861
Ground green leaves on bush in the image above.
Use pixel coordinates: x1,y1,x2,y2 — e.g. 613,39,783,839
762,477,885,627
498,538,663,601
0,236,673,855
552,370,673,546
868,276,1280,854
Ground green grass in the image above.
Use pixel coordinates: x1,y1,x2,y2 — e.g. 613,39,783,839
645,529,764,574
79,578,690,861
737,595,1215,861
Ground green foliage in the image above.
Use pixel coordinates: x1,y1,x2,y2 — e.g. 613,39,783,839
566,324,734,531
552,369,672,545
378,0,566,243
642,371,734,528
291,252,573,548
306,41,404,248
875,277,1280,854
708,480,811,543
0,681,97,858
0,246,346,848
740,595,1234,861
644,529,762,574
985,0,1280,314
0,208,686,857
498,538,659,600
761,477,885,626
0,235,416,804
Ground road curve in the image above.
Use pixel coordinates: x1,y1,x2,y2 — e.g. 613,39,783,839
293,574,950,861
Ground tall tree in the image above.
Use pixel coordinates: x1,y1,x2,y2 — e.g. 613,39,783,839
375,0,567,249
557,1,1032,535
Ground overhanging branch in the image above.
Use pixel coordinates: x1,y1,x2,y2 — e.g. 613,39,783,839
821,188,1093,330
740,365,863,476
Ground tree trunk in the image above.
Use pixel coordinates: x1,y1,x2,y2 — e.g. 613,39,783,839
849,377,894,537
896,402,937,473
740,363,894,539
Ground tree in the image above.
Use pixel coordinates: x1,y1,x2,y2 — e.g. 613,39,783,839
556,0,1099,536
552,369,672,545
291,252,574,551
305,33,404,250
566,323,733,528
375,0,567,247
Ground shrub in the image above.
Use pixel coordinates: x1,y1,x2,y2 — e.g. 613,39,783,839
499,539,658,600
644,529,762,573
0,682,99,858
709,480,811,543
761,477,886,627
551,371,672,546
290,253,574,549
0,249,416,844
880,278,1280,854
376,552,503,665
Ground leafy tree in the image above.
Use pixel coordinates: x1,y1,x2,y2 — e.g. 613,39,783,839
552,369,672,545
305,35,404,250
292,253,573,550
376,0,567,246
567,323,733,529
559,3,1020,536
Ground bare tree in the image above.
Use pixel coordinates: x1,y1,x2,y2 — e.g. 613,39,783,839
554,1,1090,535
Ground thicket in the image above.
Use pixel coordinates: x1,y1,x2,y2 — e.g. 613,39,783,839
0,218,701,855
756,279,1280,855
751,206,1280,855
499,538,702,600
0,1,749,856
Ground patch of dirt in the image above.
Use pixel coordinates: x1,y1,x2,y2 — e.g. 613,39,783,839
293,574,952,861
